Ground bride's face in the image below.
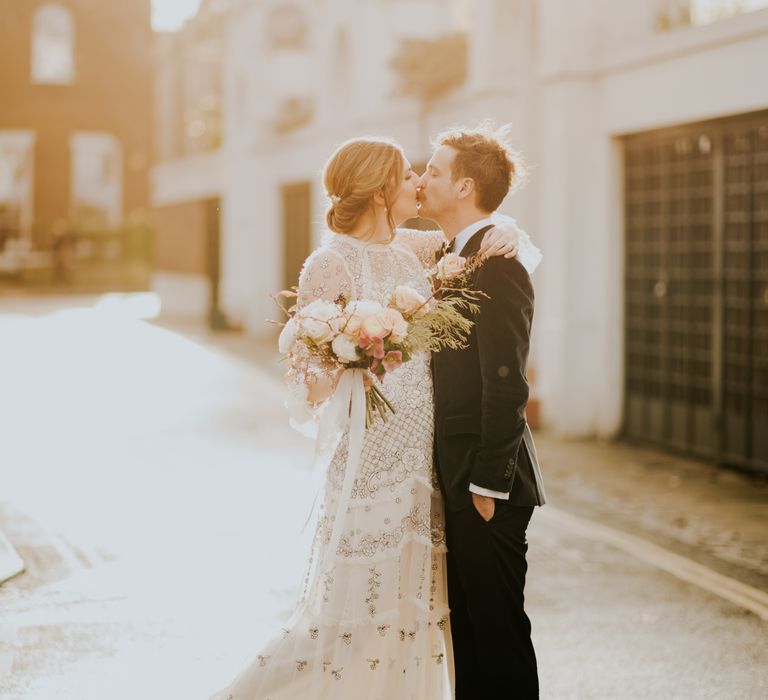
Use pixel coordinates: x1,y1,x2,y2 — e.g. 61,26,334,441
388,159,419,225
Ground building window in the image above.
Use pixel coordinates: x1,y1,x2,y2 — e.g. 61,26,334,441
0,131,35,242
32,3,75,85
69,132,122,229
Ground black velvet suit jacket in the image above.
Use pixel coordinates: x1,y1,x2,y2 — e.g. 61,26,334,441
432,225,547,512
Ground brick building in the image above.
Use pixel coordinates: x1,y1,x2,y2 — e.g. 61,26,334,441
0,1,152,250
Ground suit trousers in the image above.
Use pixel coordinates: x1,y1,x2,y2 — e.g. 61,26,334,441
446,502,538,699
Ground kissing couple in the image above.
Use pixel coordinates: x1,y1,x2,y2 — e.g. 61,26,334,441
211,123,546,700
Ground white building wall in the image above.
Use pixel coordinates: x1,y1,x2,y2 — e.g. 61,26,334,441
151,150,223,206
532,1,768,437
217,0,460,330
154,0,768,438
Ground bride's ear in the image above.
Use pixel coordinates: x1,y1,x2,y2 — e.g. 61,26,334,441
373,189,386,207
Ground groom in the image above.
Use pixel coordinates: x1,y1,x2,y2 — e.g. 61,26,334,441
418,125,546,699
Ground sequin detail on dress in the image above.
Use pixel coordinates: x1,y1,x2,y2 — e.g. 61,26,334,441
210,229,452,700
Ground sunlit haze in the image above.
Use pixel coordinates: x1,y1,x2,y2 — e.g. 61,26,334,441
152,0,201,31
1,0,767,696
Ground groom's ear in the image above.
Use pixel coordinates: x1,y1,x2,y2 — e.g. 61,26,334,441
456,177,475,201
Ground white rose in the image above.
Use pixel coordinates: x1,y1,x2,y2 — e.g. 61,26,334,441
298,299,342,345
278,317,299,353
342,300,384,337
302,299,342,320
394,285,428,319
299,317,336,345
346,300,383,318
330,314,349,334
331,333,360,363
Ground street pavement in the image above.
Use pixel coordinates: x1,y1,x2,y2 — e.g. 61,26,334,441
1,293,766,699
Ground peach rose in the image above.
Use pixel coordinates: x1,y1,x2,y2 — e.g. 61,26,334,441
436,253,467,279
394,285,428,319
360,314,389,341
343,300,384,337
379,308,409,343
362,337,386,360
341,314,362,336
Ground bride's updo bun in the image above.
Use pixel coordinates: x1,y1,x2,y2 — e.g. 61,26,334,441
323,137,405,234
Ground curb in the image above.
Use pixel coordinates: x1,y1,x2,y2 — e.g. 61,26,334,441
539,506,768,621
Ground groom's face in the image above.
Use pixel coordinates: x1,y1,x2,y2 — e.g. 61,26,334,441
418,145,458,220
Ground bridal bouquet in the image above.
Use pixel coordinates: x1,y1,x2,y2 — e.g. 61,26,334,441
276,273,482,427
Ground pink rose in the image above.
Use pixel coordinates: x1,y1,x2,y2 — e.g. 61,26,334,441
382,350,403,373
394,285,428,319
342,314,362,336
379,308,409,343
341,300,383,337
360,314,389,341
362,339,386,360
436,253,467,280
341,315,361,336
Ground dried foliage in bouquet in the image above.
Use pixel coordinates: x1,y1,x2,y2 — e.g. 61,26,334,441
273,248,487,428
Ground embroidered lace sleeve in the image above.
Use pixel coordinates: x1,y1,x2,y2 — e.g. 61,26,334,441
393,227,447,268
284,247,353,437
297,247,354,308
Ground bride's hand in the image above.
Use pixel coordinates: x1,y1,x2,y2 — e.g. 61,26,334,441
478,224,519,259
306,368,343,405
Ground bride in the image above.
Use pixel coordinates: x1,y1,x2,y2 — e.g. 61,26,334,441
211,137,527,700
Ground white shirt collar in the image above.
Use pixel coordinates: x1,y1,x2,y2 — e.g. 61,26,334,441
452,216,494,255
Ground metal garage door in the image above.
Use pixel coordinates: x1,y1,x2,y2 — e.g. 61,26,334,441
624,111,768,474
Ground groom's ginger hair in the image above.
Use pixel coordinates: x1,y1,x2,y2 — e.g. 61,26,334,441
434,122,526,212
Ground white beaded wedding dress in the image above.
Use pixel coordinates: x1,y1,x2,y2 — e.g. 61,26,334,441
210,228,453,700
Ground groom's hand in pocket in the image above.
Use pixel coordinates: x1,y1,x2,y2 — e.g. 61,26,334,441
472,493,495,522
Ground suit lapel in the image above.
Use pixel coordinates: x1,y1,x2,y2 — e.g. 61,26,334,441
435,225,494,315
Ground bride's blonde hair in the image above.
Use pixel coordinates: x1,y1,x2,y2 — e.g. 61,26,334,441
323,137,405,235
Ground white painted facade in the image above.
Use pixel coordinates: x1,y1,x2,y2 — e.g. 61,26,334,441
151,0,768,437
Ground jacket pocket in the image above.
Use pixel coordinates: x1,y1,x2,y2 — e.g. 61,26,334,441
441,413,481,436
